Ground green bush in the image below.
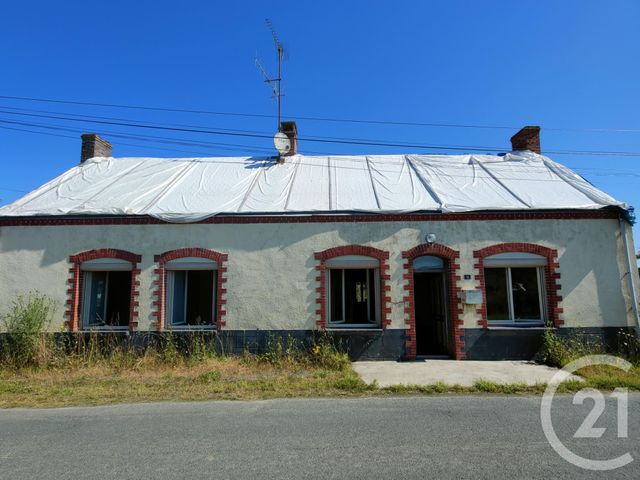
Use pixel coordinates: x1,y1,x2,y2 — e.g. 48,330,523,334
0,300,352,373
2,292,56,368
539,329,605,368
539,329,640,368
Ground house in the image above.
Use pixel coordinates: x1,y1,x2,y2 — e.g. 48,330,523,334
0,124,638,360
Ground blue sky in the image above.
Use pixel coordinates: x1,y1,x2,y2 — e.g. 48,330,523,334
1,0,639,246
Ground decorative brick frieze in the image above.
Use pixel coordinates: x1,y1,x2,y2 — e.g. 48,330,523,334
66,249,142,332
472,243,563,328
314,245,391,330
153,248,228,330
0,209,619,227
401,243,464,360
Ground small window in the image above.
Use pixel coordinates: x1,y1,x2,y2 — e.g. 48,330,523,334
327,256,380,327
413,255,444,272
484,252,546,326
166,258,217,329
81,259,132,329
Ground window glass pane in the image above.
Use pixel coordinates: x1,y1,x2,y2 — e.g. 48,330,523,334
84,271,130,327
104,271,131,327
330,269,343,322
86,271,107,326
511,267,542,321
170,271,187,325
185,270,215,325
329,268,379,325
485,268,509,321
344,269,370,324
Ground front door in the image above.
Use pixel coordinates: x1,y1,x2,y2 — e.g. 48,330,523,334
414,271,449,356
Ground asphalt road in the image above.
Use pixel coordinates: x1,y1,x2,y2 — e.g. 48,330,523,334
0,395,638,479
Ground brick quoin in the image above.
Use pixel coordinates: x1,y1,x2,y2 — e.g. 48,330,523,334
472,243,563,328
153,248,229,330
402,244,465,360
314,245,391,330
0,209,618,227
66,249,142,332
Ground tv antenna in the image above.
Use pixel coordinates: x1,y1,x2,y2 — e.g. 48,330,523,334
256,18,285,131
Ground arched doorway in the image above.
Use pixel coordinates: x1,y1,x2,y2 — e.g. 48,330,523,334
413,255,450,356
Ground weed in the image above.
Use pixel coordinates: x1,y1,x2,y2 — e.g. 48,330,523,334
332,374,369,392
473,379,532,394
161,333,180,365
538,329,605,368
309,333,350,371
1,292,57,368
258,333,303,365
198,370,222,383
616,330,640,365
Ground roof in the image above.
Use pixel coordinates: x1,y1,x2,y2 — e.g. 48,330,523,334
0,151,627,223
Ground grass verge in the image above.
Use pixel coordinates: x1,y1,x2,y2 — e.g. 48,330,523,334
1,362,638,409
0,357,366,408
1,293,638,408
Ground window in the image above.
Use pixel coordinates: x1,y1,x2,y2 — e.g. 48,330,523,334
326,255,380,327
413,255,444,272
166,257,217,328
484,253,546,326
81,258,132,329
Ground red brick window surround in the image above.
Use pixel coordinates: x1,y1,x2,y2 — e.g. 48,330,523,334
401,244,464,360
314,245,391,329
153,248,228,330
473,243,562,328
66,249,142,332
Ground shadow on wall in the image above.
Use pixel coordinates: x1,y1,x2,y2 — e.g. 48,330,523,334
557,223,629,325
305,254,319,328
0,216,414,269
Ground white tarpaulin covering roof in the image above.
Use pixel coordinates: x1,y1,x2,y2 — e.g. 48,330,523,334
0,151,627,223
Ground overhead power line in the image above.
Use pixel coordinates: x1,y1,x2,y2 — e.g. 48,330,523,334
0,119,328,156
0,118,295,154
0,124,272,157
0,104,272,135
1,108,640,157
2,121,640,184
2,94,640,133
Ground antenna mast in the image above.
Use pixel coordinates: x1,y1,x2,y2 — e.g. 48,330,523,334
256,18,285,131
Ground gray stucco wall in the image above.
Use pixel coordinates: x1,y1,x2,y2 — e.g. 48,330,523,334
0,217,638,333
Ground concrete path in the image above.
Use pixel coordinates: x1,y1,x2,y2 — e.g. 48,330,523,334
353,360,582,387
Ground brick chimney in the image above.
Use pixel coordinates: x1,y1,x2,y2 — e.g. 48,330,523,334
510,126,541,154
279,121,298,156
80,133,112,163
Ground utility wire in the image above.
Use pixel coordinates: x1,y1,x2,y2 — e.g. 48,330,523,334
2,94,640,133
0,124,258,157
2,118,640,180
0,104,272,136
2,122,640,184
0,118,275,153
1,108,640,157
0,118,327,156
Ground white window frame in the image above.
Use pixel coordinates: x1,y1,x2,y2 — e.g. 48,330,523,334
484,252,547,327
166,257,217,330
326,256,381,329
81,258,133,330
